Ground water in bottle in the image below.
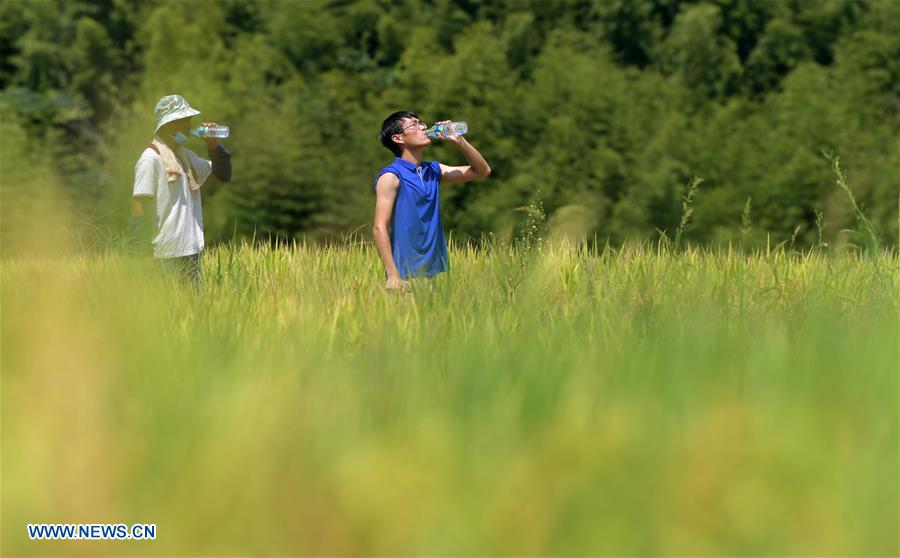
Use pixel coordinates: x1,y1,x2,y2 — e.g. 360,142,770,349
192,125,230,139
425,121,467,139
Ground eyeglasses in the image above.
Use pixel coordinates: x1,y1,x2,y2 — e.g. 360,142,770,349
401,120,427,132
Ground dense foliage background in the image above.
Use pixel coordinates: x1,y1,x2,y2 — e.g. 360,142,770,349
1,0,897,254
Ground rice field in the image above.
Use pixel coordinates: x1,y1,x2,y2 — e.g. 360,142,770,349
2,241,898,556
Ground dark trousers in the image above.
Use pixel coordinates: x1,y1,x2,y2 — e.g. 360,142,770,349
158,253,202,290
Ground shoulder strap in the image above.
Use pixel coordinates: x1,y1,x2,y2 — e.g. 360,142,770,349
147,142,160,155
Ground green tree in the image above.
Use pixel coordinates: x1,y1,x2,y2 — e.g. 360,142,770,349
658,3,742,102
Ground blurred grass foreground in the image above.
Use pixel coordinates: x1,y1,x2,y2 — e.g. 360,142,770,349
2,240,898,556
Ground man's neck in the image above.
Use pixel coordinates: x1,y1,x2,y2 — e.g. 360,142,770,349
156,135,179,151
400,148,424,167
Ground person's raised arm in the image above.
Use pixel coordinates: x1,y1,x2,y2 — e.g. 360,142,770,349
200,121,232,190
434,121,491,184
373,172,408,291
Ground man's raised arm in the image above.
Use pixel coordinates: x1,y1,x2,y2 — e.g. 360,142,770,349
436,123,491,184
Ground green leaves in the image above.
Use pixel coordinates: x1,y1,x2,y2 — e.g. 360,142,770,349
658,3,742,101
0,0,897,251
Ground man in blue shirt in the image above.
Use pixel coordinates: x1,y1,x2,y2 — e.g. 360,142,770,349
373,111,491,290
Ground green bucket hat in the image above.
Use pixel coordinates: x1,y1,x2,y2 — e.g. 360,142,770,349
154,94,201,133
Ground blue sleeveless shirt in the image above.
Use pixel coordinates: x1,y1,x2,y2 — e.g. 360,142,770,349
374,157,448,279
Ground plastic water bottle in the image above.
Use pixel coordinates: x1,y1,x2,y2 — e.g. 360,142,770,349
192,124,230,139
426,121,467,139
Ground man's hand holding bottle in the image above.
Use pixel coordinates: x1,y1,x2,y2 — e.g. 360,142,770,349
426,120,468,144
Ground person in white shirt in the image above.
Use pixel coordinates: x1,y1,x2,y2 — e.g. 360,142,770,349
130,94,232,287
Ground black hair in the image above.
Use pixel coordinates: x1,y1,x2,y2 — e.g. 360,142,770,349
379,110,419,157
